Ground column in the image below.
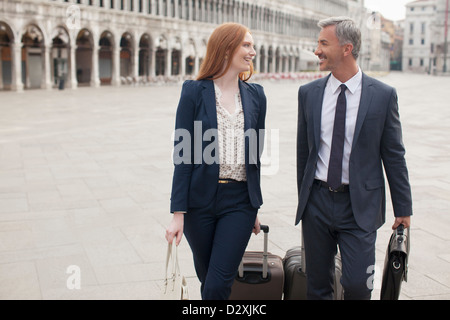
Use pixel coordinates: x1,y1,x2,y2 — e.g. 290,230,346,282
143,0,148,13
194,55,199,75
180,52,185,77
150,48,156,77
11,43,23,92
69,43,78,89
158,0,163,15
91,42,100,87
42,46,52,89
112,42,121,86
133,46,139,81
166,49,172,77
187,0,191,20
263,53,268,74
174,0,179,18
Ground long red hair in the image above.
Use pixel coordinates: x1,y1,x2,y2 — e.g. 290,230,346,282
197,23,254,82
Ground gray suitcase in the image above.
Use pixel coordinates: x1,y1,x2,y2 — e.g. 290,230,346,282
283,236,344,300
283,245,307,300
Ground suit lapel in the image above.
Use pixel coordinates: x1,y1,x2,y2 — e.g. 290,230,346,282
201,80,218,129
239,80,253,131
201,80,253,130
314,75,330,150
352,73,374,151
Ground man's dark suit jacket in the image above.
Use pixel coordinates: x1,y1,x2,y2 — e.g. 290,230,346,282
296,73,412,232
170,79,267,213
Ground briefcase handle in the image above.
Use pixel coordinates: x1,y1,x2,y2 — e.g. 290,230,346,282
394,224,410,282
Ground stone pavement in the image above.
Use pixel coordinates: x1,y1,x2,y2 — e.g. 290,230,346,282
0,72,449,300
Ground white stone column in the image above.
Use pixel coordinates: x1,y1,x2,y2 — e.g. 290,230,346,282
166,49,172,76
133,45,139,81
112,42,121,86
150,48,156,77
91,42,100,87
42,46,52,89
69,43,78,89
11,43,23,92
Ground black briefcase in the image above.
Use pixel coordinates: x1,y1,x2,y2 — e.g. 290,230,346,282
380,224,410,300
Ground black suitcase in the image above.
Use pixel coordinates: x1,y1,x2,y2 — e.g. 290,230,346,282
283,236,344,300
229,225,284,300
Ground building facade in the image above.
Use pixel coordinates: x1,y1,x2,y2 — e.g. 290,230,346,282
0,0,362,91
403,0,450,74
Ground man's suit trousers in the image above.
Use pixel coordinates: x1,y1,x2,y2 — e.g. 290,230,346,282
183,181,258,300
302,181,377,300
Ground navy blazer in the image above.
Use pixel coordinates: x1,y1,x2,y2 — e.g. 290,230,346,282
296,73,413,232
170,79,267,213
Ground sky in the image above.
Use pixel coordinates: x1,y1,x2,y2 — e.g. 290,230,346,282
364,0,416,21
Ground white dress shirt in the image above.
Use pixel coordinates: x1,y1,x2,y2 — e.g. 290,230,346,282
315,68,362,185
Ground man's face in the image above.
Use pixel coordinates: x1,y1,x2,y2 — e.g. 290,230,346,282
314,25,347,72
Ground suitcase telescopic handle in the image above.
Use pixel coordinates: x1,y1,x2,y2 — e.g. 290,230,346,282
238,225,271,279
260,225,269,279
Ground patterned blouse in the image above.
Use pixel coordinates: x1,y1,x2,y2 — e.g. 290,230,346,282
214,83,247,182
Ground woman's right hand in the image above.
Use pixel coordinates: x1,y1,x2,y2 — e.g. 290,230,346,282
165,212,185,246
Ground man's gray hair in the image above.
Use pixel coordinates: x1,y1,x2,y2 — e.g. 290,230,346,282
318,16,361,60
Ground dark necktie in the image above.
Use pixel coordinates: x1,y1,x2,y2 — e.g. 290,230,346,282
327,84,347,190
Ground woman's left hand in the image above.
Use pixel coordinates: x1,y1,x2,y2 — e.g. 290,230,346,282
253,216,261,235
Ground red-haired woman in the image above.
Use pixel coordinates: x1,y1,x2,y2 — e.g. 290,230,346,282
165,23,267,300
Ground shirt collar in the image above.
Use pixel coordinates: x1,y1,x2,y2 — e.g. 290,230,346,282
329,67,362,95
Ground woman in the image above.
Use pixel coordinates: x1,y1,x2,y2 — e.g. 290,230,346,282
165,23,267,300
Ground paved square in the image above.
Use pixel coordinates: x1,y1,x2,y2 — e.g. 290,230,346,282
1,72,450,300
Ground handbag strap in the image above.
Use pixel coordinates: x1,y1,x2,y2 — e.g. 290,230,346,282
165,241,181,280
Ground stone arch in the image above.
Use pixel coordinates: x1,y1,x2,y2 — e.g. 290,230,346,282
0,21,14,90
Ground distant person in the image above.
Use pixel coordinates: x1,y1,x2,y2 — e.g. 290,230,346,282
295,16,413,300
165,22,267,300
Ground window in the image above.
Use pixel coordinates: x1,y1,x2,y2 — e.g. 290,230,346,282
409,38,414,45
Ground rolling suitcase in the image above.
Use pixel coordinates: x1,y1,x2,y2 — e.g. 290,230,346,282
282,243,307,300
283,235,344,300
229,225,284,300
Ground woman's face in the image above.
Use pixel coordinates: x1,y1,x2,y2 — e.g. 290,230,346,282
229,32,256,74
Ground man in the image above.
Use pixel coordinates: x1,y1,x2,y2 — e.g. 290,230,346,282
296,17,412,300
